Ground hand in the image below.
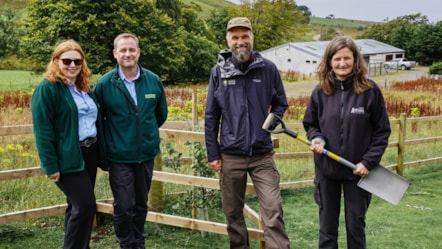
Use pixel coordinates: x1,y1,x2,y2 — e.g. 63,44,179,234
353,163,369,177
209,160,222,172
309,139,324,154
47,172,60,182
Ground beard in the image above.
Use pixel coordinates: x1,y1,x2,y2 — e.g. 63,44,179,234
232,44,252,62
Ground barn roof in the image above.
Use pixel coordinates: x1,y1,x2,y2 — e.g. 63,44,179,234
260,39,404,58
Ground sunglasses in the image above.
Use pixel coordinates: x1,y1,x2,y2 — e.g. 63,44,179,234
60,58,83,66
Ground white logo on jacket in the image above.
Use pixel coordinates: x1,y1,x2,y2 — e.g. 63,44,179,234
223,79,236,86
351,107,365,114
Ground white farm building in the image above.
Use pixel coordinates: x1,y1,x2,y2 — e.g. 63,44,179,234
260,39,406,76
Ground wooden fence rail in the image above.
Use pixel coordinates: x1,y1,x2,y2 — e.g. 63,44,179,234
1,115,442,247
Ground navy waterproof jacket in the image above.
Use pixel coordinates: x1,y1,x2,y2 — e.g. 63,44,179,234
205,50,288,162
303,76,391,180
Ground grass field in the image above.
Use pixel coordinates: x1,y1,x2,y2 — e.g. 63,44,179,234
1,81,441,248
181,0,234,18
1,163,441,248
0,70,41,91
305,16,376,39
1,4,441,247
309,16,378,29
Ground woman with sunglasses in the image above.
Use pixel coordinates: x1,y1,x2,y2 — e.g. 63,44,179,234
31,39,107,249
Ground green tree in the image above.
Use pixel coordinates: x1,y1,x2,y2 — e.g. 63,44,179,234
20,0,186,79
429,62,442,75
359,14,427,44
297,5,311,24
20,0,218,83
206,8,232,49
156,0,181,22
410,22,442,65
176,31,218,83
207,0,309,51
234,0,308,50
0,7,21,59
168,1,218,83
358,13,433,64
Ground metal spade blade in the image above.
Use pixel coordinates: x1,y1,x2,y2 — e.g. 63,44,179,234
358,165,409,206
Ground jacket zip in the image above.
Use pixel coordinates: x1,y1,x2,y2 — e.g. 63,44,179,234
339,82,345,155
111,79,141,163
243,77,251,156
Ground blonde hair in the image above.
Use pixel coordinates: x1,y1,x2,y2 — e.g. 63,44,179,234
44,39,92,92
317,35,371,95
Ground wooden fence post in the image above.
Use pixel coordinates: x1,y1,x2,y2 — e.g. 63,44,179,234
258,212,265,249
397,113,406,175
149,152,164,212
192,90,198,128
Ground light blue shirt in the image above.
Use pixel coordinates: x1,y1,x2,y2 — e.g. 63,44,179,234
68,84,98,141
118,66,140,106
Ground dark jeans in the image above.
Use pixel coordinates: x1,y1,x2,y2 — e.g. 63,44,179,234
109,160,154,248
56,142,98,249
314,176,371,249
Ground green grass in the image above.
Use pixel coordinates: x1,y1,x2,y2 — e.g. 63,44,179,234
1,49,440,249
0,70,103,92
2,122,442,248
0,70,42,91
305,16,381,39
176,0,234,19
309,16,378,29
1,163,441,248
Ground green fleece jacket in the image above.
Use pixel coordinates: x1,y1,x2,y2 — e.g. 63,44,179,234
31,79,107,175
94,65,168,163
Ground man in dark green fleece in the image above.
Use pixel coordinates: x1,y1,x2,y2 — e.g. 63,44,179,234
94,33,168,249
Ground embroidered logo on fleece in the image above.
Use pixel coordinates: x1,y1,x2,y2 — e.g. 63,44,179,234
145,94,156,99
351,107,365,114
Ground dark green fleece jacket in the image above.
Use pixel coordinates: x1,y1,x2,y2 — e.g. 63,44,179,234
94,65,168,164
31,79,107,175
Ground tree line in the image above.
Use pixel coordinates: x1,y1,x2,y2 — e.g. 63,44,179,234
358,13,442,66
1,0,441,84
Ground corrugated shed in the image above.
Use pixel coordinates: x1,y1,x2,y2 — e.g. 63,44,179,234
260,39,405,74
261,39,404,57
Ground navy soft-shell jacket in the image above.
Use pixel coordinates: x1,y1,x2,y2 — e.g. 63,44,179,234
205,50,288,162
303,76,391,180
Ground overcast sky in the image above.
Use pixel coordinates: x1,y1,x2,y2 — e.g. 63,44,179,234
226,0,440,23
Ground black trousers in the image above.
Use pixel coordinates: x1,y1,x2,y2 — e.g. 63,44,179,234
56,142,98,249
109,160,154,248
314,176,371,249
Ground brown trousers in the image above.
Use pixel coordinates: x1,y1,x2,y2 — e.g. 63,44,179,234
220,152,290,249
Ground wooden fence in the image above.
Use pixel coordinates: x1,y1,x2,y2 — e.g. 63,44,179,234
1,114,442,247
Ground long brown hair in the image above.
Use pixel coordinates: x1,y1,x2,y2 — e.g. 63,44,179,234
317,35,371,95
44,39,92,92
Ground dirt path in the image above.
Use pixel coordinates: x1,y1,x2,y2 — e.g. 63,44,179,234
284,66,429,97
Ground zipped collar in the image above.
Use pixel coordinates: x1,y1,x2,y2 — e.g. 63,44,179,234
217,49,263,78
334,74,354,91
